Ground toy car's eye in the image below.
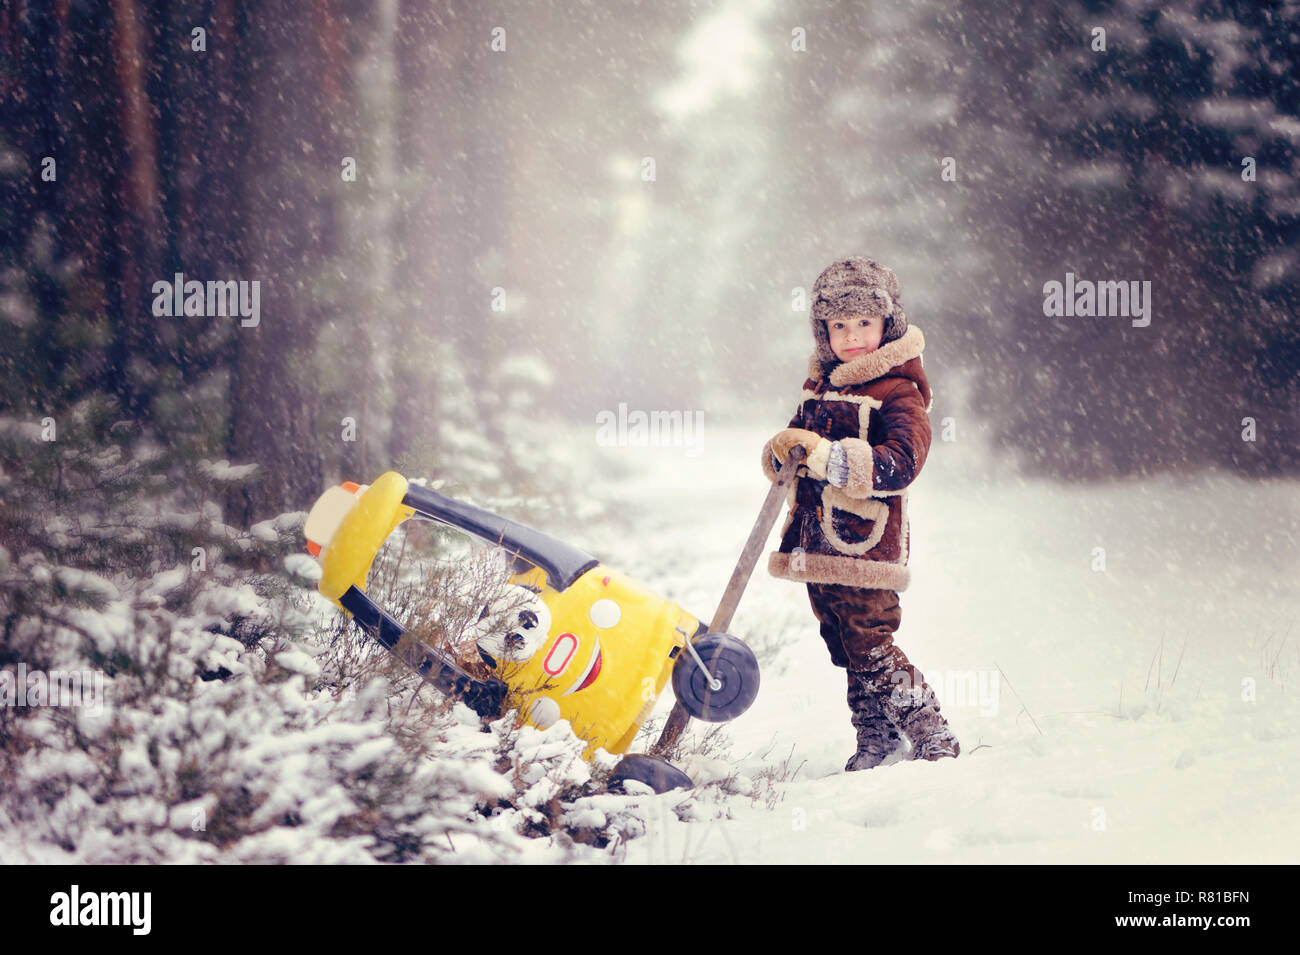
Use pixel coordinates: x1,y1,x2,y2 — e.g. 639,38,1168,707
476,586,551,663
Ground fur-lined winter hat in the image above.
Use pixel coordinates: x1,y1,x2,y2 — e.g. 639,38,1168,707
810,257,908,366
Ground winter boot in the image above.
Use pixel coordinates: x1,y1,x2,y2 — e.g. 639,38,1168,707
882,680,960,761
858,639,960,762
844,669,904,771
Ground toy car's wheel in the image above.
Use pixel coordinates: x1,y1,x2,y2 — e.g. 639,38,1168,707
609,754,693,794
671,632,760,722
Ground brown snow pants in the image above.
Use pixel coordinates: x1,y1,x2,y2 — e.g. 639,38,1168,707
805,583,923,689
807,583,958,762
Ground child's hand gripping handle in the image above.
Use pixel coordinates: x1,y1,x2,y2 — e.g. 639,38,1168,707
771,429,821,466
777,442,809,477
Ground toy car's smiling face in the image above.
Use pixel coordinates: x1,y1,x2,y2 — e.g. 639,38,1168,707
476,588,605,694
543,631,603,695
539,594,628,694
499,563,702,755
479,585,619,697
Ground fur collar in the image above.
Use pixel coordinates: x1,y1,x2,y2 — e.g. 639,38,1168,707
807,326,926,386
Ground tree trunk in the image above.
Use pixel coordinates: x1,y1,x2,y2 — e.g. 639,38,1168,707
225,0,334,522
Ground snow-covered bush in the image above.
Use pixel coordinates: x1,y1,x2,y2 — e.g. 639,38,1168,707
0,404,661,863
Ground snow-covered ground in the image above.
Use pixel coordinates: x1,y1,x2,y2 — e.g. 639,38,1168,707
546,420,1300,864
5,419,1294,865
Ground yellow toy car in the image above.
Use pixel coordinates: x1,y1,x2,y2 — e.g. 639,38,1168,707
303,471,764,792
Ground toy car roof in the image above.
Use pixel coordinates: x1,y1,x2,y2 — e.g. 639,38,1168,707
403,484,598,592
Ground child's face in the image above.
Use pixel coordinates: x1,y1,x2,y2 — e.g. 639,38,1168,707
826,313,884,362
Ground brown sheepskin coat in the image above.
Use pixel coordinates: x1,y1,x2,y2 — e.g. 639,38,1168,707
761,326,933,592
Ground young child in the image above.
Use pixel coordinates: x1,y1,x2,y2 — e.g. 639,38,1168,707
761,257,960,771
